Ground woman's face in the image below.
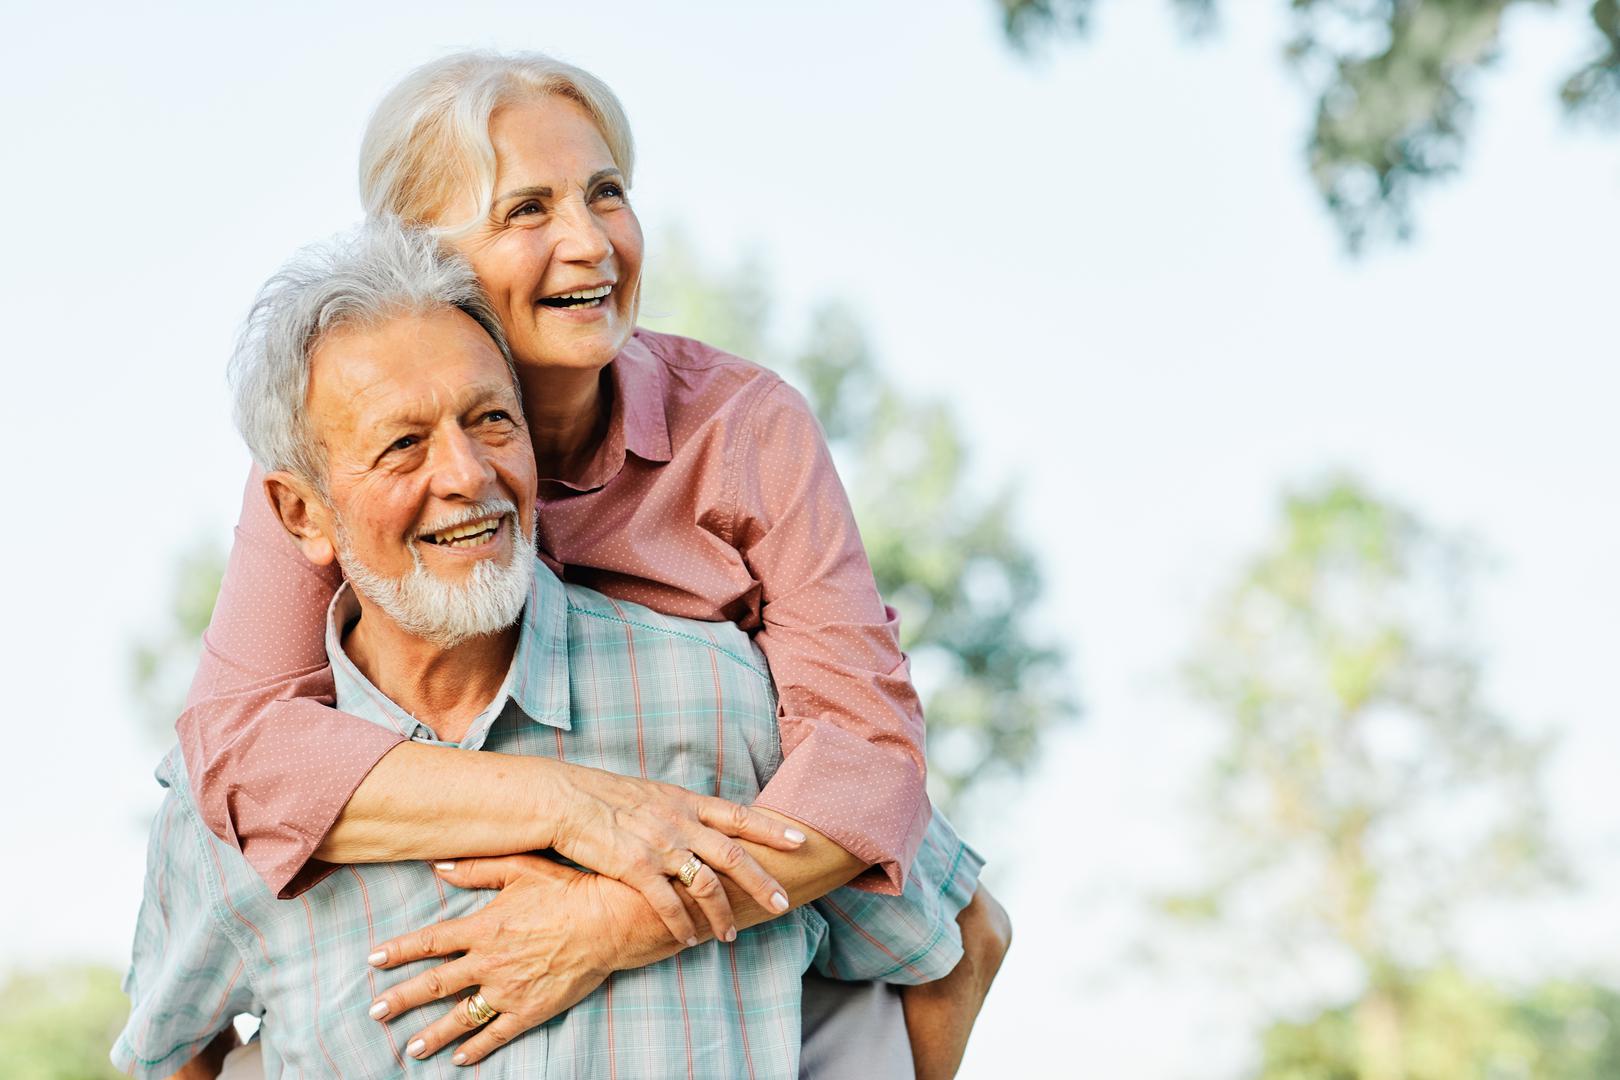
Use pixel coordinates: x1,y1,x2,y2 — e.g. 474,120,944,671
450,95,643,374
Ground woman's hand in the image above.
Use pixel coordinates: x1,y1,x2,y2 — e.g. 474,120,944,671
365,855,660,1067
537,762,800,944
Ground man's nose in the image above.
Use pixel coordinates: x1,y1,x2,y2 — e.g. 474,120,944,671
429,426,498,500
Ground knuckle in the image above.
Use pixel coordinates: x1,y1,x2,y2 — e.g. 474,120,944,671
689,868,722,898
728,803,751,830
414,927,436,955
716,842,747,871
488,1025,513,1046
424,970,445,997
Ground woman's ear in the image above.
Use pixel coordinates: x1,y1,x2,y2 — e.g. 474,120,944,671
264,471,337,567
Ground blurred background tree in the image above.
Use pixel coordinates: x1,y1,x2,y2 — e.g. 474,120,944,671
0,967,129,1080
130,540,224,745
643,232,1078,813
995,0,1620,249
1160,475,1616,1077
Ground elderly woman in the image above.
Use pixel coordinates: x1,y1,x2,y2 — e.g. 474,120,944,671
179,52,1008,1077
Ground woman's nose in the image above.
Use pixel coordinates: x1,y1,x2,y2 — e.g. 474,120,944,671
553,198,612,265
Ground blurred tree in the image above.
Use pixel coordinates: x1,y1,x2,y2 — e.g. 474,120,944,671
1258,970,1620,1078
1164,475,1577,1078
130,540,224,744
996,0,1620,250
0,966,130,1080
644,232,1077,812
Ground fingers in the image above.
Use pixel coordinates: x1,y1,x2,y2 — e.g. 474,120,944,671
675,853,737,942
401,989,505,1062
369,914,474,970
632,873,700,947
368,957,479,1022
430,854,548,891
695,798,808,851
688,833,791,917
448,1011,531,1067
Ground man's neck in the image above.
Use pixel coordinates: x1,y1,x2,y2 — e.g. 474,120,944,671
342,606,519,745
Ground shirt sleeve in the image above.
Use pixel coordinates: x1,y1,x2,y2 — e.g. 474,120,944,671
810,808,985,984
177,466,404,898
112,786,260,1079
733,380,932,893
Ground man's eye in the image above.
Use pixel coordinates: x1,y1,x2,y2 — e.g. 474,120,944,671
509,202,541,219
483,410,513,424
390,435,419,452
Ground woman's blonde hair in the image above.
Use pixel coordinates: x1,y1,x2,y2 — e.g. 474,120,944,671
359,51,636,237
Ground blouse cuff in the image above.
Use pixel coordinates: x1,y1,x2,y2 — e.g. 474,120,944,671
752,718,931,895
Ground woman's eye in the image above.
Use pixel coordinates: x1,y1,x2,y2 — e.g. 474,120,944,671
509,202,541,219
389,435,419,453
595,183,625,202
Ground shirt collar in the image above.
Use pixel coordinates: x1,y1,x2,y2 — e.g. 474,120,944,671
546,332,672,492
324,559,572,749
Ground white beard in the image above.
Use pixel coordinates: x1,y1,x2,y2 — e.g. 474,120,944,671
335,501,536,648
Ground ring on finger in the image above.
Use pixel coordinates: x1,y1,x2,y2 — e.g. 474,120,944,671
462,992,498,1027
675,854,705,888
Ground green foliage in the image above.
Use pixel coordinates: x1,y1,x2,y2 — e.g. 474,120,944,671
996,0,1620,250
644,232,1076,812
130,540,225,744
1168,475,1569,1076
1258,971,1620,1079
0,966,131,1080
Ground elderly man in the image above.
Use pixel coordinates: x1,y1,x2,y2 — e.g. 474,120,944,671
113,223,995,1078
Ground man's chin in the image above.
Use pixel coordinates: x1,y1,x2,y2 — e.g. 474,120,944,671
339,533,536,648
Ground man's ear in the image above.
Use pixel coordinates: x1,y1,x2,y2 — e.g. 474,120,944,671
264,470,337,567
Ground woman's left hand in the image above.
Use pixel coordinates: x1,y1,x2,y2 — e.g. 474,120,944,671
365,854,644,1066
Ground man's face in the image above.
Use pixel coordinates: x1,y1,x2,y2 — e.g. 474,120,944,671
303,307,538,644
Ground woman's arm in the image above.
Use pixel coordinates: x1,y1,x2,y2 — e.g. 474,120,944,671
178,467,398,896
183,466,808,939
732,379,933,893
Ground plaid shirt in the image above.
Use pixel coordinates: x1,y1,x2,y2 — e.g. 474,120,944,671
115,566,982,1078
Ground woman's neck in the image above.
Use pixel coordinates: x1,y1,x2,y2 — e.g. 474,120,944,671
521,366,614,481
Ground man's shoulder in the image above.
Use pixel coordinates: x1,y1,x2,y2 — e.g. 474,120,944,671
559,584,770,683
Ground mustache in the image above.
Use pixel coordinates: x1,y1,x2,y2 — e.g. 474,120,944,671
413,499,519,540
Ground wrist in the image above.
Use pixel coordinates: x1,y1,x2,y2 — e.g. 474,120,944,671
518,755,572,851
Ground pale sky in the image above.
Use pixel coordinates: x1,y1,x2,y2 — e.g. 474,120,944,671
3,2,1617,1076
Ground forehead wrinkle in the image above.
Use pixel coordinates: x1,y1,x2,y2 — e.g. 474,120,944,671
354,374,518,436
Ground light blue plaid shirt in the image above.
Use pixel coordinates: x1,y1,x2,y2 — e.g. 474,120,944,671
115,565,982,1078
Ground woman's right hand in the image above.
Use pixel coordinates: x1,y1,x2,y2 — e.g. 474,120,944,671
524,762,803,945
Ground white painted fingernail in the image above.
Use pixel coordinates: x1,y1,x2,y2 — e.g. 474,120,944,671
367,950,388,966
434,861,456,872
726,926,738,942
453,1052,468,1066
369,1000,389,1019
771,892,789,912
686,937,698,947
407,1039,427,1057
784,828,806,844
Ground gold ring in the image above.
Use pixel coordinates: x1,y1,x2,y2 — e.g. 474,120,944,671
676,854,705,888
463,992,498,1027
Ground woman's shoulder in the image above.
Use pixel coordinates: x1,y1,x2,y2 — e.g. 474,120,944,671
629,328,816,435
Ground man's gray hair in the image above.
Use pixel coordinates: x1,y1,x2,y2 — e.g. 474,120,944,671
229,219,516,485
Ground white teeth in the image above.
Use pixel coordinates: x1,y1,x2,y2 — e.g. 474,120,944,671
550,285,612,301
